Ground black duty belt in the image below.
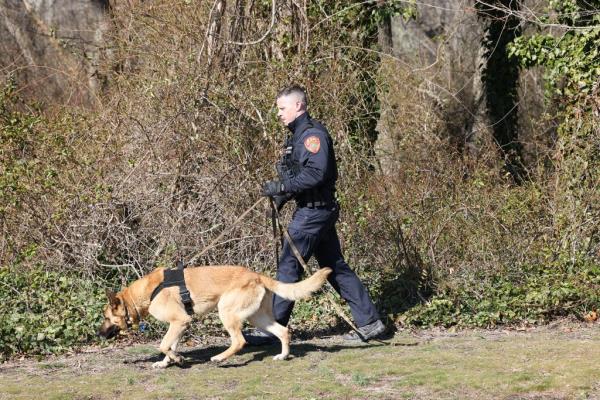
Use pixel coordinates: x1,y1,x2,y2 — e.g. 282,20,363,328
296,200,334,208
150,267,194,316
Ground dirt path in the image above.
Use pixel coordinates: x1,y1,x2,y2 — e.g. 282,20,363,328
1,322,599,399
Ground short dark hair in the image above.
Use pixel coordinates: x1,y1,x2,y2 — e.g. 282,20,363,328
276,85,308,107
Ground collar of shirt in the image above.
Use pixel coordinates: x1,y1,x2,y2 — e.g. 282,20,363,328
287,111,311,135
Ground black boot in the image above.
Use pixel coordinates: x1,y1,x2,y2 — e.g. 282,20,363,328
242,329,279,346
342,320,386,341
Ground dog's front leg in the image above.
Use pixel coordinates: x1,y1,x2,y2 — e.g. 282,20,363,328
152,320,189,369
152,337,183,369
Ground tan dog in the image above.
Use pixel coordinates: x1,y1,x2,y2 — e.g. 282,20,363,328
98,265,331,368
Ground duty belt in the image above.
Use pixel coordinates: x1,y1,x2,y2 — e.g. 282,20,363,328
296,200,334,208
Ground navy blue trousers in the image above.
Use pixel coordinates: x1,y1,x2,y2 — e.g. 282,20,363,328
273,205,380,328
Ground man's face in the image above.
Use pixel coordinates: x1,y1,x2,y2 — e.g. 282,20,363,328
276,94,304,126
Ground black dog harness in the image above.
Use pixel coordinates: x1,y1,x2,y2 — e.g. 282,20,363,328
150,262,195,316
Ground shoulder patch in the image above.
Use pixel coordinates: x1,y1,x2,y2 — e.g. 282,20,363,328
304,135,321,154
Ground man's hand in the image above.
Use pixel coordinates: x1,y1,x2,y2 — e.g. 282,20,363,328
262,180,285,197
276,162,290,181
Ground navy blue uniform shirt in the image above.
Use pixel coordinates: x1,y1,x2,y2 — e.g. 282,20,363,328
281,112,337,204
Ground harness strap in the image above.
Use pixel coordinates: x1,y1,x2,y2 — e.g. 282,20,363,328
150,267,195,316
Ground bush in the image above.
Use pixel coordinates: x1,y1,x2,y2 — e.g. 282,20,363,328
0,266,105,358
344,55,600,328
401,261,600,328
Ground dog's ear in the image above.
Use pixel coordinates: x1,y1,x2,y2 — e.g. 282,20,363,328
106,290,121,307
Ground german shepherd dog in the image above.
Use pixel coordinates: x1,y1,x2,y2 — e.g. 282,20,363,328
98,266,331,368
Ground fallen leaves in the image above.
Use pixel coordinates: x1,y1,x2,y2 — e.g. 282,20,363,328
583,310,598,323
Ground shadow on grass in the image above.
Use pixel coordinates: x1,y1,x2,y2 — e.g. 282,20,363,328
126,340,387,369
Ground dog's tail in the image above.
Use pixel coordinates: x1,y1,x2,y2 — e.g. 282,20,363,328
259,268,332,301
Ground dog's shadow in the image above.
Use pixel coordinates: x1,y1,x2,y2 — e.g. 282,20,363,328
127,340,384,369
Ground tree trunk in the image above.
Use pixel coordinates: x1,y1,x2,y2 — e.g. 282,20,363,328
378,13,393,54
477,0,526,183
375,0,491,172
207,0,226,60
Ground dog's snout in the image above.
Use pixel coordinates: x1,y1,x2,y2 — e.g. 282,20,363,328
98,324,119,339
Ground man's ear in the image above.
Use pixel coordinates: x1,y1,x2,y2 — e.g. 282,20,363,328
106,290,121,307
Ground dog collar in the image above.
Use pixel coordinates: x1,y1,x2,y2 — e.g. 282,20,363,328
124,293,142,329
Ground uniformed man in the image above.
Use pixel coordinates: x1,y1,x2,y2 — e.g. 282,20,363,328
244,85,385,344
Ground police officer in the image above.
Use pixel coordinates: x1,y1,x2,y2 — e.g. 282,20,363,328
245,85,385,344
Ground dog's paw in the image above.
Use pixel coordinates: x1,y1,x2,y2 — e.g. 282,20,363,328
272,353,289,361
210,355,225,363
152,360,169,369
172,355,185,366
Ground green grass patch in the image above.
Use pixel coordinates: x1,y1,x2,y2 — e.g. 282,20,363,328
1,329,599,399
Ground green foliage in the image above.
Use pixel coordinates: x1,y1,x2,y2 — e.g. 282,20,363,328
508,0,600,260
0,266,106,357
402,261,600,327
509,26,600,99
0,83,110,358
508,0,599,100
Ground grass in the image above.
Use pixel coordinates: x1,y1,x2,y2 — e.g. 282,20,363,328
0,325,599,399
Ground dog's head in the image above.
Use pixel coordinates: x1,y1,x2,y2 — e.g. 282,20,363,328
97,290,129,339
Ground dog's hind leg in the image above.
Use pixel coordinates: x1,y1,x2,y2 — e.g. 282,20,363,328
210,309,246,362
210,289,264,362
248,310,290,360
153,318,190,369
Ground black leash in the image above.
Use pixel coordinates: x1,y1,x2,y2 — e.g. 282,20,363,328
269,201,283,269
268,197,372,342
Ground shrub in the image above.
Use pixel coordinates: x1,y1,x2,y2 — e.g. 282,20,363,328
401,260,600,328
0,266,106,358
